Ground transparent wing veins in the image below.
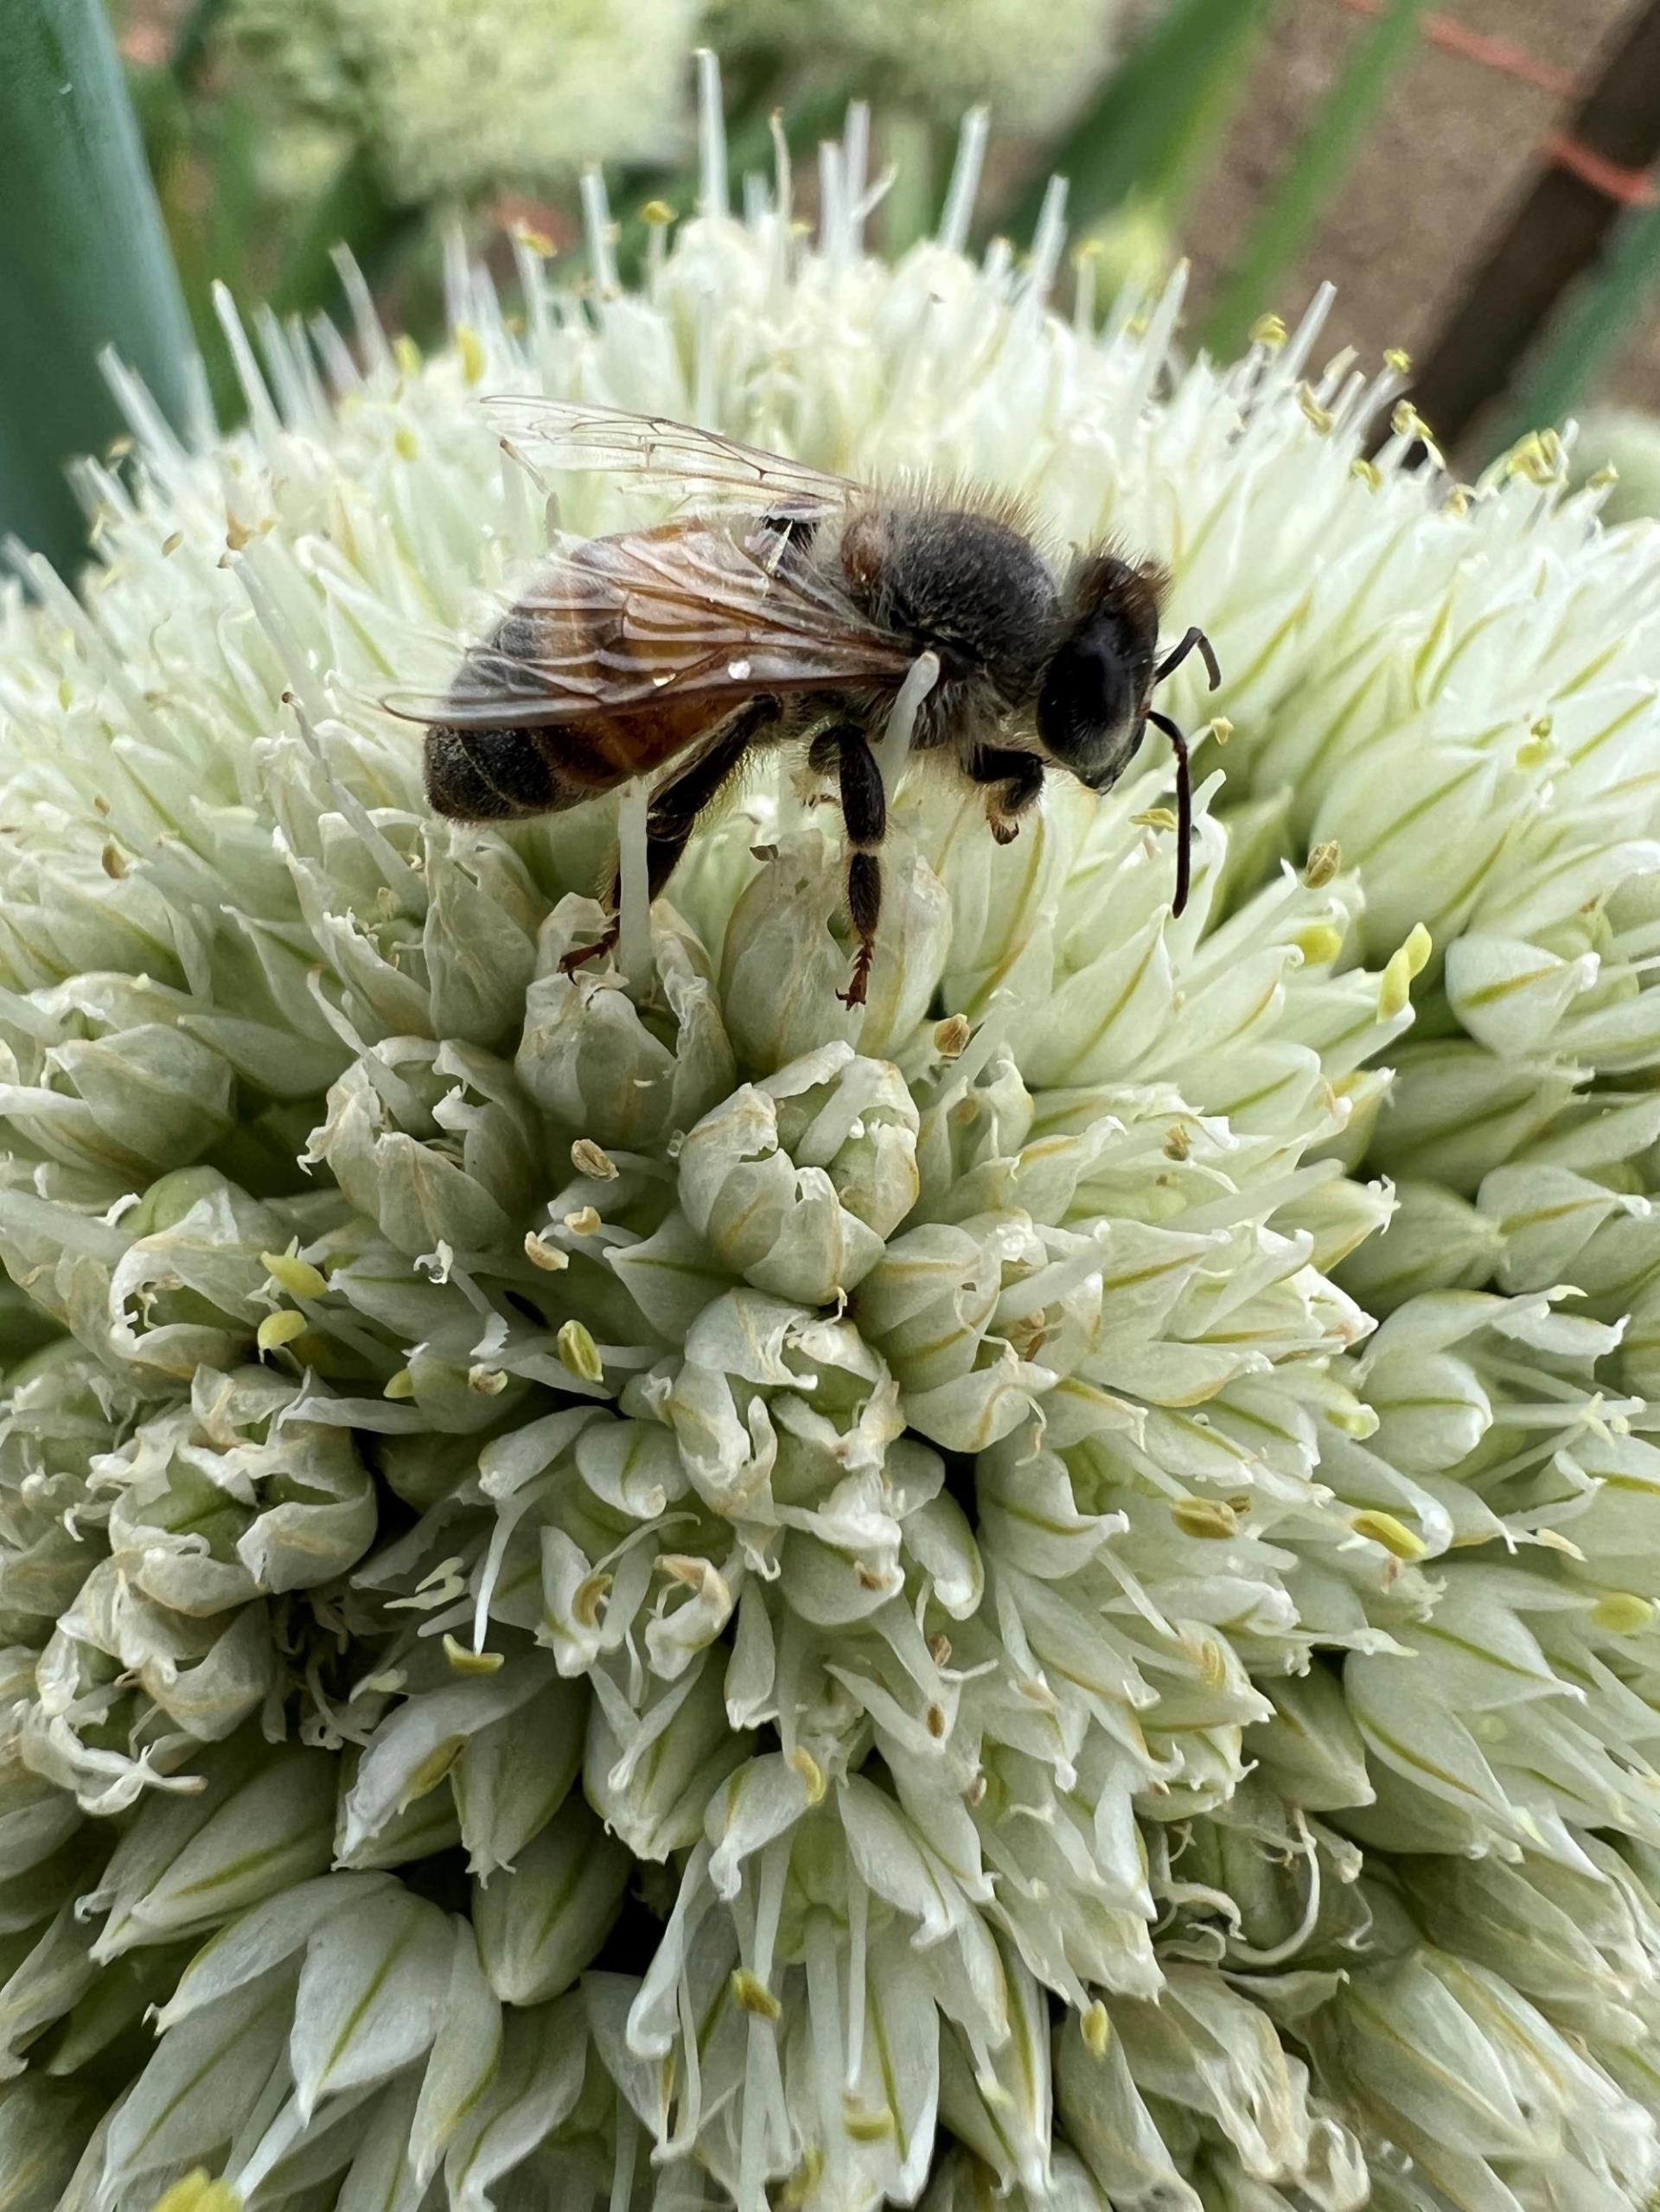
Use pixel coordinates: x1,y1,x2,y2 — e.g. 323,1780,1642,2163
482,396,861,519
383,516,910,730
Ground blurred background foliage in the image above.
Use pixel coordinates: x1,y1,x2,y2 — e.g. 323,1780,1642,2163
125,0,1197,390
6,0,1660,573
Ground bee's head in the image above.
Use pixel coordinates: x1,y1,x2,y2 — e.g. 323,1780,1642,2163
1035,552,1165,791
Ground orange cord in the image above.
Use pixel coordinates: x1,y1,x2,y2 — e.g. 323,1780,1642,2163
1331,0,1658,207
1331,0,1577,99
1542,131,1660,207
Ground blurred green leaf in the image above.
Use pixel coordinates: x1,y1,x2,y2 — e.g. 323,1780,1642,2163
0,0,196,574
131,57,248,422
1204,0,1427,358
272,141,419,321
1011,0,1282,242
880,111,943,258
1491,193,1660,461
207,99,265,302
170,0,232,87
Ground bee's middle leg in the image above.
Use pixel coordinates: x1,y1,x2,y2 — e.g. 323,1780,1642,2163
967,745,1046,844
810,722,885,1010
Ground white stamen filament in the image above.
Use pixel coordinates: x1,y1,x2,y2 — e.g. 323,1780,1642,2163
328,245,393,371
843,1863,870,2092
616,778,653,990
993,1227,1113,1324
875,649,941,804
770,108,791,230
288,701,425,904
233,559,327,722
1228,1822,1325,1967
804,1916,846,2194
212,280,283,448
753,1836,789,1991
224,2069,303,2195
676,1962,705,2145
1172,1158,1344,1234
843,102,870,234
581,169,619,296
471,1477,552,1653
610,2107,638,2212
819,140,847,267
938,106,990,255
1025,175,1069,305
739,2020,771,2212
696,48,727,220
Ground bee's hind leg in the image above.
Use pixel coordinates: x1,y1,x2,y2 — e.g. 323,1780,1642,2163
642,699,778,896
558,928,620,980
814,723,885,1010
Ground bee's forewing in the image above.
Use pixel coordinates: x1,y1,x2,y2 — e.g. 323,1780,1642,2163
382,518,910,730
481,396,862,520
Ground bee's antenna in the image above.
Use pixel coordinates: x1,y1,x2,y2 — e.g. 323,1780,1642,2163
1146,708,1191,917
1146,625,1216,917
1154,624,1222,690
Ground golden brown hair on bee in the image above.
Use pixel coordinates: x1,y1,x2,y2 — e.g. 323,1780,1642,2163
1066,545,1171,634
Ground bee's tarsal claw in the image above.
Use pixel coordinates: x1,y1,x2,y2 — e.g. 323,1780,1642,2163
837,950,873,1009
559,930,619,980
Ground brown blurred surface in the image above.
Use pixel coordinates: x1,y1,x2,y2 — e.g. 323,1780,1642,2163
1173,0,1660,416
116,0,1660,424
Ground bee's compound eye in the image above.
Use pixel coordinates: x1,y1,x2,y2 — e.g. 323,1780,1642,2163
1037,633,1138,782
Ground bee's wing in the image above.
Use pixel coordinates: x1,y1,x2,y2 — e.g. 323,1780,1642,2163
384,519,914,730
482,397,861,520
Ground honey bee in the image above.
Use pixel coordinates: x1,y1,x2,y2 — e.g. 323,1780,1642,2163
399,402,1218,1008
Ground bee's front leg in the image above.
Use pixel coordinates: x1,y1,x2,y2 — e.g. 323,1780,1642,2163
967,745,1046,844
815,723,885,1009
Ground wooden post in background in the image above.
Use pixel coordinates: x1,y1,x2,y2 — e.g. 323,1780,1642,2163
1409,0,1660,456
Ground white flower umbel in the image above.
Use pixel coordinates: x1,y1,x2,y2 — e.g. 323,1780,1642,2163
5,96,1660,2212
227,0,698,198
708,0,1124,131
